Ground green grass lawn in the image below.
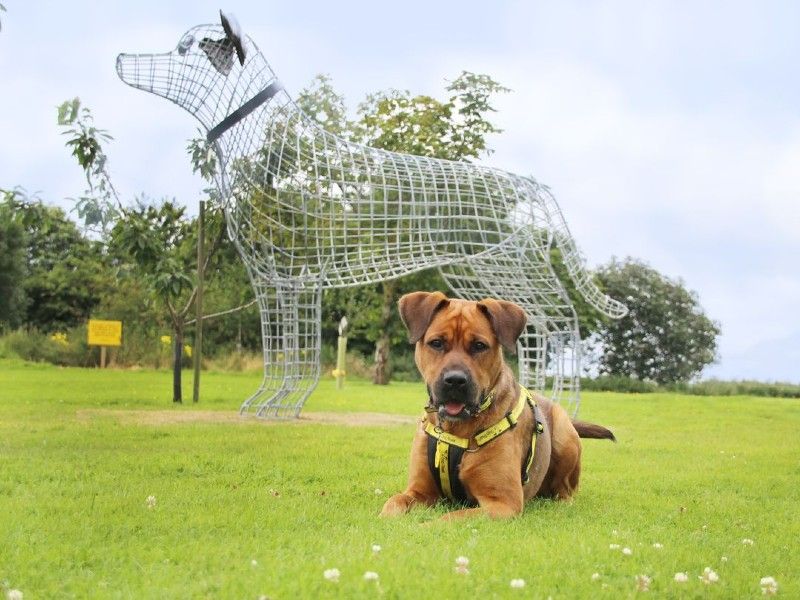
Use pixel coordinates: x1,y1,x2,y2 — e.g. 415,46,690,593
1,360,798,598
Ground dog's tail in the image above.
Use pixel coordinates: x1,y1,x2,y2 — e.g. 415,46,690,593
572,420,616,442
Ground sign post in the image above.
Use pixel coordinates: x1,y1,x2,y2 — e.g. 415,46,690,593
87,320,122,368
333,316,348,389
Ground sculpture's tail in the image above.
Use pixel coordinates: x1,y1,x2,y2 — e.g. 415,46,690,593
535,181,628,319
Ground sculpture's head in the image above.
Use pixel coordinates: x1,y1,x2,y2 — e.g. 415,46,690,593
116,11,278,135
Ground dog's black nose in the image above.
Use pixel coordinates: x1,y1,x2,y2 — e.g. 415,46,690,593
443,370,468,388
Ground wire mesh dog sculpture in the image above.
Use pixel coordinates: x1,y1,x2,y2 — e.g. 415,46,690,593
116,13,627,418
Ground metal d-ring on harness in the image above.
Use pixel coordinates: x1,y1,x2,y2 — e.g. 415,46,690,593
424,386,544,505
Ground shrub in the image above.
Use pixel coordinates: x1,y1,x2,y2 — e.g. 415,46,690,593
6,327,95,367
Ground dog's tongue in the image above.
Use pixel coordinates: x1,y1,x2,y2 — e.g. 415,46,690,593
444,401,465,416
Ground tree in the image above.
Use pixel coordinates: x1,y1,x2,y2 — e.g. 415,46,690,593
108,199,226,401
341,72,509,384
1,188,105,332
594,258,720,384
298,73,509,384
57,98,122,235
0,189,28,330
58,98,249,402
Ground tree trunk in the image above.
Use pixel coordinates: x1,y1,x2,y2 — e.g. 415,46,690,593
373,281,395,385
173,325,183,403
192,199,205,404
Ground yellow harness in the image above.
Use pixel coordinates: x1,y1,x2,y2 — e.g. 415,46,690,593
424,386,544,504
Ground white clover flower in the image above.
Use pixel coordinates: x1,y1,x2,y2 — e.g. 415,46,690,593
591,573,601,581
699,567,719,584
371,544,382,554
760,576,778,596
146,495,156,509
622,547,633,555
742,538,755,546
510,579,525,589
721,556,728,562
609,543,620,550
323,568,340,582
674,572,688,583
374,488,383,495
653,542,663,549
250,559,258,567
363,571,379,582
635,575,651,592
6,590,23,600
455,556,469,567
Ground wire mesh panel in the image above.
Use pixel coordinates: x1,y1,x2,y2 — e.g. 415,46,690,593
116,15,626,418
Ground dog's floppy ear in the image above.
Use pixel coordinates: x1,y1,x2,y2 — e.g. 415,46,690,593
398,291,450,344
477,299,528,354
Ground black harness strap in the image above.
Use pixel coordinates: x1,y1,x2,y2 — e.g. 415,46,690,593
207,81,283,143
426,434,474,506
425,395,544,504
522,403,545,484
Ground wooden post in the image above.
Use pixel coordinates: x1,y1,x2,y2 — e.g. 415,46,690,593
100,346,107,369
173,328,183,403
193,200,205,403
335,316,348,389
336,335,347,389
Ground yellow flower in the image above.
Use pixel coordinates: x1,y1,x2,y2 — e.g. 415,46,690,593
50,332,68,345
184,344,192,357
160,335,171,345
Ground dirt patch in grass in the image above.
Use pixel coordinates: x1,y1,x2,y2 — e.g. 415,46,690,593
75,408,417,427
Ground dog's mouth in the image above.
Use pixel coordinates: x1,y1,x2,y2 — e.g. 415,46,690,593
431,393,481,421
442,401,467,418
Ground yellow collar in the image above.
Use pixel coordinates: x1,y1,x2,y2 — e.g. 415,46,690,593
424,385,533,449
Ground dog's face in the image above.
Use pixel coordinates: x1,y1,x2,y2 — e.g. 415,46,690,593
399,292,527,421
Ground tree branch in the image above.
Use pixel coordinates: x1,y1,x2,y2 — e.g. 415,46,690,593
184,298,257,326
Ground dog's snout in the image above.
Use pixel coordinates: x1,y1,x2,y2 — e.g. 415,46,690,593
443,370,469,388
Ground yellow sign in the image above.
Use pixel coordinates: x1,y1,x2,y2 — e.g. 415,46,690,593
87,319,122,347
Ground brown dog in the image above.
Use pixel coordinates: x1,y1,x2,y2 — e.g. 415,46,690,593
380,291,615,520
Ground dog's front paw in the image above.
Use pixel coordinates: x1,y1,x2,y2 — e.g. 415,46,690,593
379,493,413,517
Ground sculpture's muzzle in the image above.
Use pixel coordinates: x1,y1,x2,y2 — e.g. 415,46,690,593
116,52,172,98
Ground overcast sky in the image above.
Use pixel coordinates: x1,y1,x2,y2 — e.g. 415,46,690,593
1,1,798,382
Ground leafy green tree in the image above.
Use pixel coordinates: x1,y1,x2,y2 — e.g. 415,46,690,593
1,189,106,333
107,199,229,402
58,98,249,402
57,98,121,234
594,258,720,384
350,72,509,383
0,189,28,330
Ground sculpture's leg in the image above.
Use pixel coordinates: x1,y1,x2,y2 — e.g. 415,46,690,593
250,278,323,418
546,328,581,416
238,279,284,416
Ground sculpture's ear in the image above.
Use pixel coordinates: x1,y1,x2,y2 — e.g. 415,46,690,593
477,299,528,354
398,292,450,344
220,10,246,65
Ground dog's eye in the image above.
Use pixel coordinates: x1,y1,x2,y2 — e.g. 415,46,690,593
471,340,489,353
427,339,445,351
